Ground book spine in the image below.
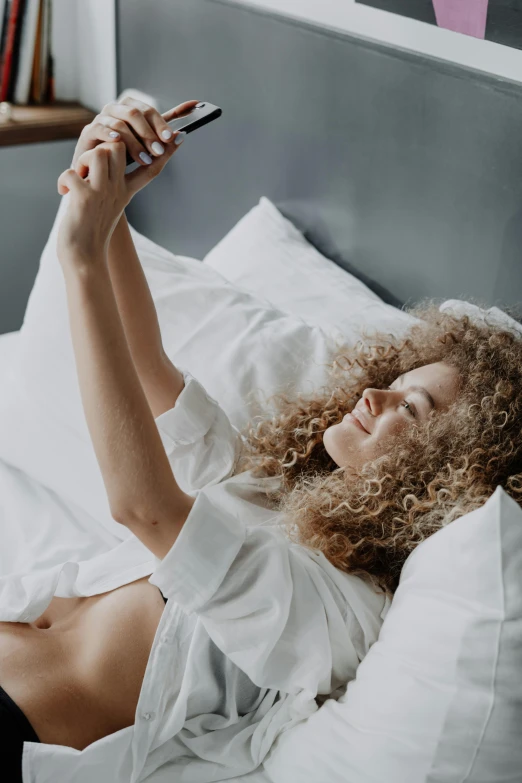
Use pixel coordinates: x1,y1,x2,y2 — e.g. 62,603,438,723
0,0,13,94
7,0,26,102
46,47,52,102
44,0,50,101
0,0,8,69
0,0,23,102
13,0,40,104
29,0,41,103
38,0,48,102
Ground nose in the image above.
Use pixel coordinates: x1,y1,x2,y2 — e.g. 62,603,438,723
362,387,392,416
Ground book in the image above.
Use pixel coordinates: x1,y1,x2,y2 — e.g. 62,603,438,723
44,0,51,101
0,0,12,82
0,0,7,59
38,0,48,102
6,0,26,101
29,0,41,103
0,0,24,102
0,0,13,97
13,0,41,104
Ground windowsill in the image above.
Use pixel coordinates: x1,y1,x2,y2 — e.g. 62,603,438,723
0,101,97,147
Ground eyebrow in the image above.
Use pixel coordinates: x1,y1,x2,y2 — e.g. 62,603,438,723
396,374,436,410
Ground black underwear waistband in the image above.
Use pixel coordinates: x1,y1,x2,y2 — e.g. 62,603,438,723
0,684,40,743
0,683,40,783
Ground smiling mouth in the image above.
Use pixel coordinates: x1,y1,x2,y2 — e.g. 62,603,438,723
344,412,369,434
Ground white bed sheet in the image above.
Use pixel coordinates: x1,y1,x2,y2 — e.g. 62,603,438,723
0,330,126,578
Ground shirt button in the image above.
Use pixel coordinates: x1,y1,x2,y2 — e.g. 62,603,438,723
142,711,155,721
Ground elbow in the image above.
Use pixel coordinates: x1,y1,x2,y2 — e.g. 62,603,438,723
111,506,139,528
111,492,196,530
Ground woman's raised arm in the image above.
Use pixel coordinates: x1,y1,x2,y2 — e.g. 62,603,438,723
66,98,199,418
56,140,196,560
61,251,195,559
107,211,185,418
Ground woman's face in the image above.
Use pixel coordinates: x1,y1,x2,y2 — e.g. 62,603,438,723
323,362,460,471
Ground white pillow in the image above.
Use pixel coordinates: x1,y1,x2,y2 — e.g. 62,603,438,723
263,485,522,783
440,299,522,339
1,193,379,528
203,196,417,341
0,331,125,572
0,330,20,367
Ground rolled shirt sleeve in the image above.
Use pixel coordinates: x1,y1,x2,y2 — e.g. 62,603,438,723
149,487,360,700
154,368,244,494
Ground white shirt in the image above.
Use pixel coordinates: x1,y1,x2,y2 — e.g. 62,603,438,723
1,369,391,783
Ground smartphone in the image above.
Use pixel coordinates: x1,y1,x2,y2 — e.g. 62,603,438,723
125,102,222,166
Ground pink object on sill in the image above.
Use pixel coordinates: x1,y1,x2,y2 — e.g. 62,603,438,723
432,0,489,39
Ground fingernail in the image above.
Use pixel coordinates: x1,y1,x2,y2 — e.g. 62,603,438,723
109,131,120,138
174,131,186,146
162,129,173,140
151,141,165,155
139,151,153,165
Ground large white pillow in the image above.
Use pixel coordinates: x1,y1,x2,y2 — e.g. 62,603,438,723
3,193,402,529
203,196,417,341
263,484,522,783
0,330,19,367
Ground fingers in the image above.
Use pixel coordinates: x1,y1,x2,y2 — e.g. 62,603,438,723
123,133,181,199
76,118,145,172
72,121,120,170
57,167,87,196
72,137,181,203
110,140,128,182
101,98,195,164
85,144,111,191
100,103,164,164
85,99,198,172
162,100,200,124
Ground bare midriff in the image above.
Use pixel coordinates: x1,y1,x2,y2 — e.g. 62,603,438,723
0,576,166,750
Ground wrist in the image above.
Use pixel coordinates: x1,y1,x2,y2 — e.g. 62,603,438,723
59,246,108,279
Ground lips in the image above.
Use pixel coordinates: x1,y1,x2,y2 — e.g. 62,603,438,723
350,408,371,434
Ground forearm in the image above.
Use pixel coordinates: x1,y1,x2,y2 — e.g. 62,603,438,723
61,253,194,559
107,212,185,416
107,211,165,372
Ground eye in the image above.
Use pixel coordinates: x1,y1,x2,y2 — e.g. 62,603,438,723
387,386,417,418
401,400,416,418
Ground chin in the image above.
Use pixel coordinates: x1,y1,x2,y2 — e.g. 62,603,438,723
322,425,346,468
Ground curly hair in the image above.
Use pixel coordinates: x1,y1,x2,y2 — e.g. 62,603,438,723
234,297,522,597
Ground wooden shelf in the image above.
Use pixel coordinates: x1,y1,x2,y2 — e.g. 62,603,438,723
0,101,97,147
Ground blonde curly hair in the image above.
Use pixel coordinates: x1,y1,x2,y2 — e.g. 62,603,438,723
235,298,522,597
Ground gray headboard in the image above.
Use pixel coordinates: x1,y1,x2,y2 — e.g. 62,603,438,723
116,0,522,311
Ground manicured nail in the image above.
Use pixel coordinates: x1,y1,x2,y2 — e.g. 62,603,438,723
139,151,153,164
109,131,120,138
174,131,186,146
151,141,165,155
162,129,173,140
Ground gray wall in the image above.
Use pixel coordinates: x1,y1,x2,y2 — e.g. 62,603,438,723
0,139,76,334
119,0,522,312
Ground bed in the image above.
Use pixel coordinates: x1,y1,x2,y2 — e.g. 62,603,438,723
0,1,521,781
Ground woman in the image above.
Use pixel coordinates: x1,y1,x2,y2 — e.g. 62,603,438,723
1,98,521,783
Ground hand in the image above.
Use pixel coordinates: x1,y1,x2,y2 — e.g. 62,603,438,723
56,99,195,266
60,96,200,192
56,143,125,265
